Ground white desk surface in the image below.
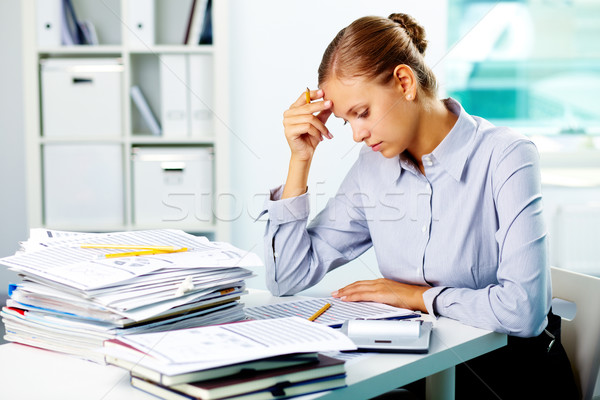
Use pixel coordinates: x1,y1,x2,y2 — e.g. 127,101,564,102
0,290,506,400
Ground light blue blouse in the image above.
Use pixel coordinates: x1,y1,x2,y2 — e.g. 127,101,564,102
262,98,550,337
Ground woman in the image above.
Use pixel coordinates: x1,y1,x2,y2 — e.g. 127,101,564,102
262,13,577,399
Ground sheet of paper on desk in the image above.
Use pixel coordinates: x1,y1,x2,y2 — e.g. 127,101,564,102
103,316,357,376
244,297,418,327
19,228,90,253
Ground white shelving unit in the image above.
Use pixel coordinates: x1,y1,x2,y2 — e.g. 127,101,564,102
21,0,230,241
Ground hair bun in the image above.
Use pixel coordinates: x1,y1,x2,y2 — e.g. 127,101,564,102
388,13,428,55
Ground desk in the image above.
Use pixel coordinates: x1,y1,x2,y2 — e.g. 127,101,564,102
0,290,506,400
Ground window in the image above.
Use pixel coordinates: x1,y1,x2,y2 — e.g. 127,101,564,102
446,0,600,135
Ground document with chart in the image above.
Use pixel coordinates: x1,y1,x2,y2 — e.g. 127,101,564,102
244,297,418,327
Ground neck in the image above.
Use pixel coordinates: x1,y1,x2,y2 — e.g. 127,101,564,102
407,98,458,173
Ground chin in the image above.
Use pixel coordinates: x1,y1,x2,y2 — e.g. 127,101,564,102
379,149,399,159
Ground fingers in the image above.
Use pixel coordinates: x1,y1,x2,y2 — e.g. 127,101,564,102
332,279,398,304
332,287,382,304
317,108,333,125
292,88,325,107
282,89,334,160
284,101,333,142
287,89,333,133
286,123,326,145
284,113,330,139
331,279,428,312
286,99,332,119
331,279,382,300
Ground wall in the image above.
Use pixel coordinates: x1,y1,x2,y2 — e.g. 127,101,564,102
536,142,600,276
0,0,447,300
226,0,448,294
0,1,596,304
0,0,27,290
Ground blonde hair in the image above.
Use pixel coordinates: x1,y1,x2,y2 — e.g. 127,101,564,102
318,13,437,97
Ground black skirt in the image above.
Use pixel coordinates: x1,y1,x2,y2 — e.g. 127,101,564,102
400,309,579,400
454,309,579,400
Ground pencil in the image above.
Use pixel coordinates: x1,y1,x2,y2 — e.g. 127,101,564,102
305,87,311,104
308,302,331,322
103,247,188,259
81,244,184,251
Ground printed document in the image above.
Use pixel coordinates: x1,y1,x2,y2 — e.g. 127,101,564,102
1,229,262,291
103,317,357,376
244,297,417,327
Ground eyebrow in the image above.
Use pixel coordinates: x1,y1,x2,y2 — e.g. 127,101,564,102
332,104,360,120
345,104,364,116
330,102,363,120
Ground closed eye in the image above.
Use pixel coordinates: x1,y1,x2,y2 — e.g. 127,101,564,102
342,110,367,125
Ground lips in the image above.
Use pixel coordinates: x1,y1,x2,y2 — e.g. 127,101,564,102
369,142,383,152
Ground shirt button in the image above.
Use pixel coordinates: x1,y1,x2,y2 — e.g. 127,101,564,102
421,225,427,233
273,252,279,258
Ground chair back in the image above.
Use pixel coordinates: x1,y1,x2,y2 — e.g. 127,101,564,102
551,267,600,400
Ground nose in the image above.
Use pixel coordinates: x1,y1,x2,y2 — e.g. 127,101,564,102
352,124,370,143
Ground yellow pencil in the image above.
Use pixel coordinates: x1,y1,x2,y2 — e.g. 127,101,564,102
81,244,184,251
308,302,331,322
103,247,188,259
305,87,311,104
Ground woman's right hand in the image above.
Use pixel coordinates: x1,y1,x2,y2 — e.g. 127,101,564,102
282,89,333,162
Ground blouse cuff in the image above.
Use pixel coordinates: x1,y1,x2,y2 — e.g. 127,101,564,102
422,286,448,318
260,184,310,224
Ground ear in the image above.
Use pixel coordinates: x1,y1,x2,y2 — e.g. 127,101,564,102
392,65,416,101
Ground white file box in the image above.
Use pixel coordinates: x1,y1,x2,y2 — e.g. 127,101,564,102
189,54,214,137
127,0,155,48
159,54,189,137
40,58,123,137
36,0,62,46
132,147,214,225
43,143,124,227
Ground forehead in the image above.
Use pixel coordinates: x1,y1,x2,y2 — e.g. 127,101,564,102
322,78,369,116
322,78,362,99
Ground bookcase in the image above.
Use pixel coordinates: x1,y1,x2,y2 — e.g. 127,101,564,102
21,0,230,241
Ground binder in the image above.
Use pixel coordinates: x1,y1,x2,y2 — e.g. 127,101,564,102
130,354,345,400
183,0,197,44
130,86,161,136
61,0,86,45
188,54,214,137
79,20,99,45
159,54,189,137
36,0,62,47
127,0,155,49
199,0,212,45
186,0,208,45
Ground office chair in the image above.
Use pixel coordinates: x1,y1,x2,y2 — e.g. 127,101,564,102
551,266,600,400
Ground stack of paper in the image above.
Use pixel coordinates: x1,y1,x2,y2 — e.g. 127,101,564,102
103,317,356,399
0,229,260,363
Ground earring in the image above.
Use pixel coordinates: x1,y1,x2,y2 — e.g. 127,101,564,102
406,94,412,100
